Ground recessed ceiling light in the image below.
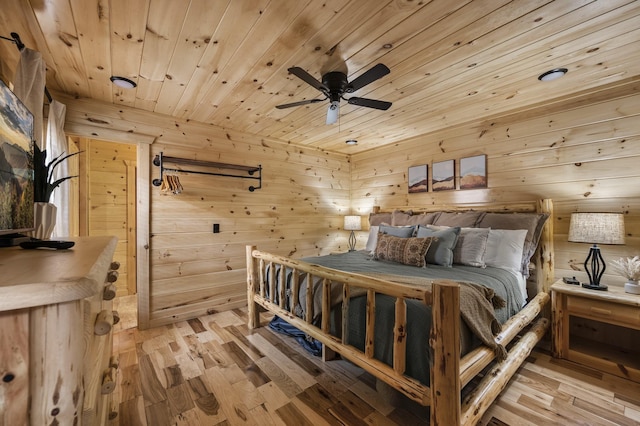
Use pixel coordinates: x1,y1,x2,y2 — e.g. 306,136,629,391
110,76,137,89
538,68,568,82
345,139,358,145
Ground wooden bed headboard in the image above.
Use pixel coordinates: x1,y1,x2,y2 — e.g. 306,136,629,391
369,199,554,297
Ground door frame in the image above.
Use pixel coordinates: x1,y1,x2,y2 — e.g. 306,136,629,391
67,130,152,329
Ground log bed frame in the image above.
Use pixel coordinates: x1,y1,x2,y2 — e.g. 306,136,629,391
246,199,554,425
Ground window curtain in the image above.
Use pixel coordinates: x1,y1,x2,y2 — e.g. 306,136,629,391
14,47,71,237
47,100,70,238
12,48,45,150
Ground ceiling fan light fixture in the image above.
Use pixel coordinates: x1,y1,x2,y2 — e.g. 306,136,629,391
110,76,137,89
276,64,392,125
538,68,568,82
326,101,340,125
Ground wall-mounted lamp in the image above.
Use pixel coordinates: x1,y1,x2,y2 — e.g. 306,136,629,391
343,215,362,251
538,68,568,82
110,76,137,89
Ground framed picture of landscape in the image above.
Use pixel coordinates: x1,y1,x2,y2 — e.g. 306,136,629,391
408,164,428,193
432,159,455,191
460,154,487,189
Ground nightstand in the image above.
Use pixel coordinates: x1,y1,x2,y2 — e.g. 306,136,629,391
551,280,640,382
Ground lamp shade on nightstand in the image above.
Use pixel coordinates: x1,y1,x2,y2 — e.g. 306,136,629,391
344,215,362,251
568,212,625,289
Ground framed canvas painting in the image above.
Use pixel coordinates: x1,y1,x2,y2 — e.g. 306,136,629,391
432,159,455,191
408,164,428,193
460,154,487,189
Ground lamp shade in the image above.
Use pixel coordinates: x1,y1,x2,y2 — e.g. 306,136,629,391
568,212,625,245
343,215,362,231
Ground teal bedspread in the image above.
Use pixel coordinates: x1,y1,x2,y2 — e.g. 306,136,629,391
267,250,525,386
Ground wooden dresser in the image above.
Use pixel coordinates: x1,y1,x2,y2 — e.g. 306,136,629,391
0,236,119,425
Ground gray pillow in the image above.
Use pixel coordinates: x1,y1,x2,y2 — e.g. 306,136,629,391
392,210,441,226
433,211,485,227
452,227,490,267
379,224,416,238
369,212,393,226
416,225,460,267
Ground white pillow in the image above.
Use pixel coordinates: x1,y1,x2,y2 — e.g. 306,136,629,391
365,225,380,253
485,229,528,273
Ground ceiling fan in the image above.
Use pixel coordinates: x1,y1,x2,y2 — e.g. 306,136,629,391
276,63,392,124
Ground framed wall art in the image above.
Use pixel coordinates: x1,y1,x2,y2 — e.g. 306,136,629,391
460,154,487,189
432,159,455,191
408,164,428,193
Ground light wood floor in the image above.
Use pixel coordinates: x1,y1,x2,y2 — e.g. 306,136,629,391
107,299,640,425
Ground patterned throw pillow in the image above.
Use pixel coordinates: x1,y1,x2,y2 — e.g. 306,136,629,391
374,233,434,267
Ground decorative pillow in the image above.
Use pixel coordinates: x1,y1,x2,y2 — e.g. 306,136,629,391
433,211,485,227
369,212,393,226
374,234,434,267
476,212,549,276
379,224,416,238
452,227,490,267
365,225,379,253
392,210,441,226
484,229,528,273
416,225,461,267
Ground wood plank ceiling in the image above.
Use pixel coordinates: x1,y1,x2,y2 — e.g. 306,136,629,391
0,0,639,154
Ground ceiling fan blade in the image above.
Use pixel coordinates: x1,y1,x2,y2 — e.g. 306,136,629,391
326,101,339,125
275,98,324,109
288,67,326,91
347,63,390,92
347,97,392,110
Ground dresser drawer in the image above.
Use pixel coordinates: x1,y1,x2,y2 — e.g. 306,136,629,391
567,296,640,329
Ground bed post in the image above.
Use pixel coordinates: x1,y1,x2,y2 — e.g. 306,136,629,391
430,281,461,425
246,245,260,329
536,199,554,295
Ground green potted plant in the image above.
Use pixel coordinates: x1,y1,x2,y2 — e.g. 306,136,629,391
31,144,80,239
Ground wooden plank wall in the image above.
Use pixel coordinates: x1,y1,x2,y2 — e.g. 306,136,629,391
60,96,351,328
23,83,640,327
351,89,640,289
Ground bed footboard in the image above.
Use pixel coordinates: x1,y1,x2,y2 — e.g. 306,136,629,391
245,245,549,425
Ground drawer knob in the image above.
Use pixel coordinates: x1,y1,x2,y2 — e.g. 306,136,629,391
103,284,117,300
110,261,121,270
106,270,119,283
94,310,114,335
101,367,117,394
112,310,120,325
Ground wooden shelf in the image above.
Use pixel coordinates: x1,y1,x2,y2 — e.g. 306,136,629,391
569,335,640,373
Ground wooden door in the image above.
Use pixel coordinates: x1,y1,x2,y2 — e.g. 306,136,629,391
76,138,137,296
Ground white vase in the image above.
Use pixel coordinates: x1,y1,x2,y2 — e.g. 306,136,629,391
624,280,640,295
31,202,57,240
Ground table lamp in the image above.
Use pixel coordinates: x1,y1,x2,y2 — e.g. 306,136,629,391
344,215,362,252
568,212,625,290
